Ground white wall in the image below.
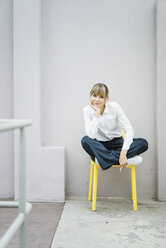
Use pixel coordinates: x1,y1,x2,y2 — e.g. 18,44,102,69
156,0,166,200
1,0,165,201
13,0,65,202
42,0,156,198
0,0,13,198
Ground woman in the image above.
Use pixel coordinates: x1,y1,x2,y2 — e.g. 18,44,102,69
81,83,148,170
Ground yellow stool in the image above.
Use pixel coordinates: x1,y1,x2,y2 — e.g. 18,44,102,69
88,131,143,211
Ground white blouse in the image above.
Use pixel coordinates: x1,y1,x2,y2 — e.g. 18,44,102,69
83,101,134,150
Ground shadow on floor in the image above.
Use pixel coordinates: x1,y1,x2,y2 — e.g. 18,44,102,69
0,201,64,248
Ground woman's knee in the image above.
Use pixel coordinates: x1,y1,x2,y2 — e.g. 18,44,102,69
140,138,149,152
81,136,90,147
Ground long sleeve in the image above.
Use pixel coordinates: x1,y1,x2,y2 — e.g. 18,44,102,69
83,108,101,139
115,102,134,150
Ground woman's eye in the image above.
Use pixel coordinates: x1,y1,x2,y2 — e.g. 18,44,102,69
100,96,104,98
93,94,96,97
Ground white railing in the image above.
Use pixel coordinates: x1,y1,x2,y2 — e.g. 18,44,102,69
0,119,32,248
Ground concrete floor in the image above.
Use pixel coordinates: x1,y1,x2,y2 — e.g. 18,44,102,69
1,198,166,248
0,201,64,248
51,197,166,248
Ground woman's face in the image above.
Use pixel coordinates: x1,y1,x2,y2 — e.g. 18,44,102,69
90,94,106,109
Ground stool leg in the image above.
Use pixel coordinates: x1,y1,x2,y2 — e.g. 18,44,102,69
88,160,94,201
131,166,137,211
130,167,133,201
92,163,98,211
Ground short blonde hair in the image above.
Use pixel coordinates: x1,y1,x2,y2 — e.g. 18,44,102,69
90,83,109,99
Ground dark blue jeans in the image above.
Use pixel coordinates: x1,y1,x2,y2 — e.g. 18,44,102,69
81,136,148,170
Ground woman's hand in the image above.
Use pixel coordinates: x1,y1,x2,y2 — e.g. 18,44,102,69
119,149,128,168
89,101,100,118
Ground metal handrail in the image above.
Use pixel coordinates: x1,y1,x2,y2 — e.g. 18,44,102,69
0,119,32,248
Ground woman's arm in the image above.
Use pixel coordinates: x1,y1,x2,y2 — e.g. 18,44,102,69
119,149,128,168
115,102,134,168
115,102,134,150
83,106,101,138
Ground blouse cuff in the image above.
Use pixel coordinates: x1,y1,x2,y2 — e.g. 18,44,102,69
122,143,130,151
